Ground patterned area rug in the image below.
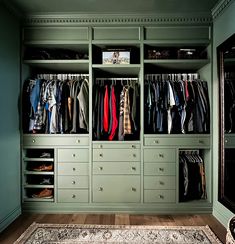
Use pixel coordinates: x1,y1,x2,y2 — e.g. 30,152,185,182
14,223,222,244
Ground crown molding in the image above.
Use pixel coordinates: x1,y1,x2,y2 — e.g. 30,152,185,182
212,0,234,20
23,13,212,26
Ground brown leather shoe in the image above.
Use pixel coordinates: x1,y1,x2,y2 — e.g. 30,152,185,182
32,188,53,199
33,164,53,171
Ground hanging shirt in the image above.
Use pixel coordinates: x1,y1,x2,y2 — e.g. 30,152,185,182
109,86,118,140
103,84,109,132
123,86,132,135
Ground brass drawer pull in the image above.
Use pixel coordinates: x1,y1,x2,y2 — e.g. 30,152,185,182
72,181,76,184
99,153,103,157
159,153,164,158
159,167,164,172
131,166,136,171
159,194,164,199
154,140,159,144
99,166,103,171
72,194,76,198
159,181,164,185
131,144,136,148
131,187,136,192
98,187,103,191
72,167,76,171
32,139,36,143
72,154,76,157
76,139,80,143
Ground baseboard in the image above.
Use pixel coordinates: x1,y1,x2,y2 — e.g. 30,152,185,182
213,203,234,228
0,206,21,233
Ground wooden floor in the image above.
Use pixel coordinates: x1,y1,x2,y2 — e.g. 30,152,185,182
0,214,227,243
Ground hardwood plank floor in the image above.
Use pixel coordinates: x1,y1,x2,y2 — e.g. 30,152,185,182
0,214,227,243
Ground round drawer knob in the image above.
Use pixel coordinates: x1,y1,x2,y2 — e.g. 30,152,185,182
32,139,36,143
159,168,164,172
99,145,103,148
72,154,76,157
99,153,103,157
76,139,80,143
98,187,103,191
72,168,76,171
133,154,136,158
72,194,76,198
131,167,136,171
131,145,136,148
198,140,204,144
131,187,136,192
159,181,164,185
159,195,164,199
99,166,103,171
154,140,159,144
72,181,76,184
225,139,228,143
159,154,164,158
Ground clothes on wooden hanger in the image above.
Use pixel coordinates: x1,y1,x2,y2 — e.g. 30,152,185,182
22,74,89,134
92,79,140,141
144,74,210,134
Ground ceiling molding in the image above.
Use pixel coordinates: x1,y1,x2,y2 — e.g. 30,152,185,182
23,13,212,26
212,0,234,19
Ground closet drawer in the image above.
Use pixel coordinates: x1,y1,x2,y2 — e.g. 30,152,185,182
144,190,176,203
144,136,210,147
144,149,175,162
23,135,89,146
58,163,88,176
144,26,210,41
144,176,176,189
93,142,140,149
144,163,176,176
93,27,140,41
58,149,89,162
92,176,140,203
23,27,89,42
93,161,140,175
58,176,88,188
93,148,140,162
58,189,88,203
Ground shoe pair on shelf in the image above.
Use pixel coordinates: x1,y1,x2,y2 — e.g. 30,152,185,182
39,178,52,185
32,188,53,199
39,152,51,158
33,164,53,171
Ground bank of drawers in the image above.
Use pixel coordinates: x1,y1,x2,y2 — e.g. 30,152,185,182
92,143,140,202
57,148,89,203
144,148,176,203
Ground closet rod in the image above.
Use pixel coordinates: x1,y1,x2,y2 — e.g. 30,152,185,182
95,78,138,81
179,149,200,155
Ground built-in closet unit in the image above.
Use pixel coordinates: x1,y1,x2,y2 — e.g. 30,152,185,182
21,17,212,213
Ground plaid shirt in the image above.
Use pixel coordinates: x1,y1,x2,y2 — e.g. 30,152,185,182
123,86,132,135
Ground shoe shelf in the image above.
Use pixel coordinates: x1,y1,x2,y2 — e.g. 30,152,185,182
24,171,54,175
23,158,54,162
24,184,54,188
23,197,54,202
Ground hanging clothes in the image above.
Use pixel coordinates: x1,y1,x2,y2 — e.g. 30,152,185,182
144,74,210,134
22,75,89,134
92,79,140,141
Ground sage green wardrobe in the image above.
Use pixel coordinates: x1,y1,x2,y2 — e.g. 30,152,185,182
0,3,21,232
21,19,213,213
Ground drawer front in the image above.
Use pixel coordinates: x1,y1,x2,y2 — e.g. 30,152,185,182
144,163,176,176
93,149,140,162
144,26,210,41
23,135,89,146
144,176,176,189
23,27,89,42
93,162,140,175
144,149,175,162
93,176,140,203
58,176,88,188
93,143,140,149
93,27,140,41
58,149,89,162
144,190,176,203
144,136,210,147
57,189,88,203
58,163,88,176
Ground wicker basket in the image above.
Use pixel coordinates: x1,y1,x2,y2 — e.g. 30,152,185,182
226,217,235,244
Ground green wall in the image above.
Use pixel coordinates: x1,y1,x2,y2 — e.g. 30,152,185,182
212,0,235,227
0,3,21,232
